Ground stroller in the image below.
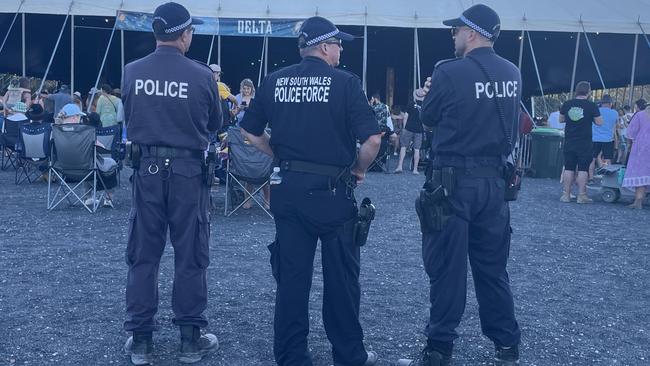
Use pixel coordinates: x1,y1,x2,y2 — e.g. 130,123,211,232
597,164,640,203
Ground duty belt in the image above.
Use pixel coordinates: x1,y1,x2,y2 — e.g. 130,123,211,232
141,145,204,160
432,155,504,168
454,166,503,178
279,160,346,178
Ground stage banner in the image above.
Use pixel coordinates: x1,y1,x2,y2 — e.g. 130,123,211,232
115,11,304,38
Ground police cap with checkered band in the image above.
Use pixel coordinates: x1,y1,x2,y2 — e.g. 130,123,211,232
443,4,501,41
152,2,203,36
298,16,354,48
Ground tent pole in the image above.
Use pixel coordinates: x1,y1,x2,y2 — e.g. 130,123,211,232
629,34,639,107
531,97,536,119
570,32,580,95
207,35,215,63
526,30,548,117
363,7,368,92
638,22,650,49
580,21,606,90
517,30,524,70
416,28,421,87
121,30,125,77
413,27,417,91
0,0,24,56
257,36,266,86
37,4,73,94
217,35,221,65
88,17,119,112
264,36,268,76
71,15,74,94
21,13,26,76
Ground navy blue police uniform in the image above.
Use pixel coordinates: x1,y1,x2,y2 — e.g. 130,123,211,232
240,17,380,366
410,4,522,364
121,7,221,337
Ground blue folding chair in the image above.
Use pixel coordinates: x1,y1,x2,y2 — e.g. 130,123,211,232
15,122,51,184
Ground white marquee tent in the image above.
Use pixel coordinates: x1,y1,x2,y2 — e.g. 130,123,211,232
2,0,650,33
2,0,650,109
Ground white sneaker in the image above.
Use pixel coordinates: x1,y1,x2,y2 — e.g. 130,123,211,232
103,198,114,208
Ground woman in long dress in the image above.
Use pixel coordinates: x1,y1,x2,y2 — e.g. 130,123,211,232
622,100,650,209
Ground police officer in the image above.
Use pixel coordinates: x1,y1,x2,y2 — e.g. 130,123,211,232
121,2,222,365
239,16,381,366
398,4,521,366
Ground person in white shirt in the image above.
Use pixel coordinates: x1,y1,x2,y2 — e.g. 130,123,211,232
547,108,563,129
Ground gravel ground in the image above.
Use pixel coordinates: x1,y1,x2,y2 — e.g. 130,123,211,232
0,165,649,366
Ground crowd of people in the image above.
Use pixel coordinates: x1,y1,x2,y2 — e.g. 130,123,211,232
537,81,650,209
1,78,123,208
2,3,648,366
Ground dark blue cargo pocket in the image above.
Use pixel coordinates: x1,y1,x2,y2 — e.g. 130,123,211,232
268,238,279,283
195,213,210,269
172,161,203,178
125,209,137,266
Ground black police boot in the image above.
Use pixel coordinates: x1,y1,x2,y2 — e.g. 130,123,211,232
178,325,219,364
494,344,519,365
123,331,153,365
397,347,452,366
364,350,379,365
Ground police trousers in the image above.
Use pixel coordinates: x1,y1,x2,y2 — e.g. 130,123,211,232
422,176,521,356
124,156,210,332
269,171,368,366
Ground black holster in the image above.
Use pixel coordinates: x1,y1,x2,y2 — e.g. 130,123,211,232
415,185,451,233
204,143,217,187
352,198,375,246
503,162,522,202
416,167,455,233
124,141,141,170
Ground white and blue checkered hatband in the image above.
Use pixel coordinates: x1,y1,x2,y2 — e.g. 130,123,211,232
305,29,340,46
460,15,494,39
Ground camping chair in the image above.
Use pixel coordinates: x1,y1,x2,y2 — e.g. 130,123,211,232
95,124,123,184
368,128,392,173
1,116,23,170
224,127,273,218
15,122,51,184
47,124,108,213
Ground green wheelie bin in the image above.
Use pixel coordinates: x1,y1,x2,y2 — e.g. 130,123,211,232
529,128,564,178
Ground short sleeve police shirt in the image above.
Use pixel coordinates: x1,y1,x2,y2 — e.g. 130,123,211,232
421,47,522,158
240,56,379,167
122,46,222,151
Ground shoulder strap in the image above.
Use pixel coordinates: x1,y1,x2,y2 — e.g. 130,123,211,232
466,54,518,158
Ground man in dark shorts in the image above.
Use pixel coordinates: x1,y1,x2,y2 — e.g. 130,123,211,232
394,91,424,174
559,81,603,203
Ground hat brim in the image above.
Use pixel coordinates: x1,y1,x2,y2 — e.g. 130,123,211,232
442,18,465,27
335,30,354,42
191,17,204,25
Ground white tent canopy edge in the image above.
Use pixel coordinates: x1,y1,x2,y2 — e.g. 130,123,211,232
2,0,650,35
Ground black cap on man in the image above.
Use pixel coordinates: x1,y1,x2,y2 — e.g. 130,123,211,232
298,16,354,48
443,4,501,41
152,2,203,42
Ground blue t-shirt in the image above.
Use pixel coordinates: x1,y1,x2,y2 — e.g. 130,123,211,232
593,107,617,142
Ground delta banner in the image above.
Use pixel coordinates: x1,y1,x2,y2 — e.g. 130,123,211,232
115,10,304,38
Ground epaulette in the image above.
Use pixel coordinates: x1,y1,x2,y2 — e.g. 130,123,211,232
434,58,460,70
192,59,213,72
